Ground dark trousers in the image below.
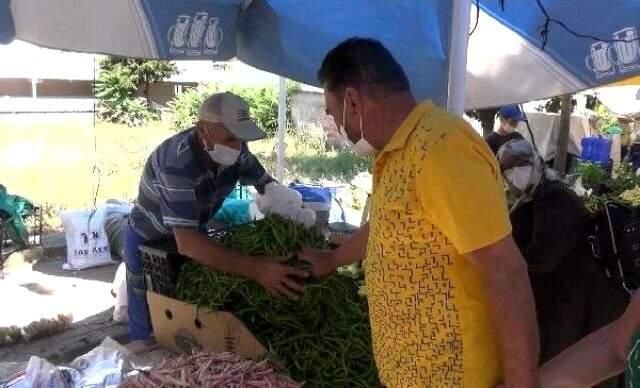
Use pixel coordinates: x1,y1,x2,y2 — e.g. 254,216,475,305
123,224,152,340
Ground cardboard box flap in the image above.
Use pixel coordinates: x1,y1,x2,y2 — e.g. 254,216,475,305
147,291,266,359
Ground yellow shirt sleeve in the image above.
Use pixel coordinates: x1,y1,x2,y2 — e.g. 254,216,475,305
417,129,512,254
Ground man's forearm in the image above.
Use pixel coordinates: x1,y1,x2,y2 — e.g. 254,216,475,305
469,237,540,387
487,261,539,387
540,291,640,387
174,228,259,279
330,223,369,266
540,323,624,388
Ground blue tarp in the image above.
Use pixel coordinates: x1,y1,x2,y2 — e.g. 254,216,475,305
2,0,640,105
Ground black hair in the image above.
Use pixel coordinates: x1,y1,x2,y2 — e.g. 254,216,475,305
318,37,410,95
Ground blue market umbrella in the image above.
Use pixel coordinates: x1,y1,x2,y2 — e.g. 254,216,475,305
1,0,639,109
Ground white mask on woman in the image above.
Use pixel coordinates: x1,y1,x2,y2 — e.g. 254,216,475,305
504,166,533,192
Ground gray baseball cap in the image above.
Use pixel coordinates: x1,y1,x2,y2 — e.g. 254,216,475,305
197,92,266,141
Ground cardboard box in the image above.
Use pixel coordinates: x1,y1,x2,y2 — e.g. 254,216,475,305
147,291,266,359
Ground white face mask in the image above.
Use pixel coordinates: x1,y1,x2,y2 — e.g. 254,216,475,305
339,97,377,156
208,143,241,166
504,166,533,192
201,129,241,166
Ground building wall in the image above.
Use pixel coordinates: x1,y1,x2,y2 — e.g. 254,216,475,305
0,78,31,97
0,78,197,111
291,90,340,145
140,82,197,106
37,80,93,97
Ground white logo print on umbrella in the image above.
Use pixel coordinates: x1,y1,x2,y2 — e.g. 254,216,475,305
168,12,224,56
613,27,640,74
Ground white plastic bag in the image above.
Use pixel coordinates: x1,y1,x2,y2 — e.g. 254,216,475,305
61,206,113,271
19,356,72,388
256,183,309,223
69,337,136,387
6,337,138,388
112,263,128,323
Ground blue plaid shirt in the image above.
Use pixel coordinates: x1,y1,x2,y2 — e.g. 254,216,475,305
129,128,272,241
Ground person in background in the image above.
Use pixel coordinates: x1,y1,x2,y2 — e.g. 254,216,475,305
301,37,539,388
540,291,640,387
485,104,526,155
124,92,308,340
498,139,627,372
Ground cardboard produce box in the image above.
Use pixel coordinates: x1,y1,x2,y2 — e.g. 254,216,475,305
147,291,266,359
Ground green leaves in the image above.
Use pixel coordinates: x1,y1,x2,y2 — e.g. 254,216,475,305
95,57,178,127
167,82,301,136
167,85,217,131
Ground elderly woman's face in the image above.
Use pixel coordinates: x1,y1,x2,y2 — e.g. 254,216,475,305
503,166,533,193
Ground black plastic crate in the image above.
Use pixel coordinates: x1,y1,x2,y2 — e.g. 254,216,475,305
139,240,186,298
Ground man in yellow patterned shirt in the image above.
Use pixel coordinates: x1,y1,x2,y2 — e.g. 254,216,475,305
300,38,540,387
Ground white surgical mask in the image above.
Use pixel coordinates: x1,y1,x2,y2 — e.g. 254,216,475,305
339,97,377,156
504,166,533,192
208,144,241,166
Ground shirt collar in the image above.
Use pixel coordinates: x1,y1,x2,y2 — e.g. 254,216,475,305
380,100,434,154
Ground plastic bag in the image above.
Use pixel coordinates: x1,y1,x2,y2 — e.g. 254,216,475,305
112,263,128,323
104,200,132,221
104,200,132,260
19,356,72,388
289,183,332,211
61,206,114,271
5,337,139,388
213,198,254,226
69,337,136,387
255,183,314,226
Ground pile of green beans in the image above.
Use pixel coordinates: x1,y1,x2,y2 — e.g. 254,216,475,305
176,215,379,387
217,214,327,256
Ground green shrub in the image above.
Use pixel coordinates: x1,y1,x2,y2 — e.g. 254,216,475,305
167,82,300,137
95,58,178,127
167,85,216,131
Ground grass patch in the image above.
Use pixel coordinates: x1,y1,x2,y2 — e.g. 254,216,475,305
0,121,369,231
250,135,372,183
0,120,173,230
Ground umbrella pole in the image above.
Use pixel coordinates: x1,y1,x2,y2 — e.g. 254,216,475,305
446,0,472,115
276,76,287,182
553,94,573,176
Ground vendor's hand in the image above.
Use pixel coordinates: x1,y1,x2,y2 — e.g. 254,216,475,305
253,259,308,299
298,247,337,278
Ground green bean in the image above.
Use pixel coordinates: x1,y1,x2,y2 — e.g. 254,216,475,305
176,215,378,387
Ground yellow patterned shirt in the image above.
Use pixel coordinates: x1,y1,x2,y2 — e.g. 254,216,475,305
366,101,512,387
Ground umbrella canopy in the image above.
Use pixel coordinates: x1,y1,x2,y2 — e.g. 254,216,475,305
1,0,639,109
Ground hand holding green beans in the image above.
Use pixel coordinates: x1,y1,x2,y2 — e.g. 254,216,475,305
251,257,309,299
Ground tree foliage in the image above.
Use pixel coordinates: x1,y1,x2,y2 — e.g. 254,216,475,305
168,82,301,137
95,57,178,126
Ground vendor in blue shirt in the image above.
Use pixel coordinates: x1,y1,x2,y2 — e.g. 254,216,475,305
125,92,308,340
485,104,526,155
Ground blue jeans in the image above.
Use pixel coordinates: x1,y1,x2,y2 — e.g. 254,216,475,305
123,224,152,340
